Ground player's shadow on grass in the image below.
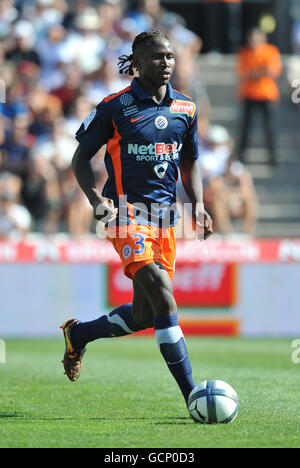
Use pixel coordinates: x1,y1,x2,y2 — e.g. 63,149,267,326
89,416,192,425
0,413,191,425
0,412,25,418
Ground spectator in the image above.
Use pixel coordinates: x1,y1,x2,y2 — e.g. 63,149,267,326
237,27,282,166
86,57,128,105
0,113,34,174
0,0,19,27
51,63,83,115
71,7,105,74
36,23,68,91
169,33,203,99
203,0,243,54
60,166,93,235
178,122,257,238
0,120,5,165
207,155,257,236
291,16,300,55
52,117,78,171
65,95,93,138
24,0,66,42
0,172,32,238
199,125,233,186
0,63,30,128
164,19,203,103
0,40,6,68
97,0,124,40
0,0,206,237
27,84,63,139
6,20,40,67
21,148,62,233
125,0,186,36
62,0,93,29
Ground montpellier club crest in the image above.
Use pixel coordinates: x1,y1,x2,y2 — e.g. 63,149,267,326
155,116,168,130
122,244,132,259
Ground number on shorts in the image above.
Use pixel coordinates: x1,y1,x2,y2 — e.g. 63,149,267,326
133,234,145,255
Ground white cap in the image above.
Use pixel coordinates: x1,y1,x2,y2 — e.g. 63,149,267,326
14,20,35,39
101,0,121,5
36,0,55,6
75,8,102,30
206,125,230,145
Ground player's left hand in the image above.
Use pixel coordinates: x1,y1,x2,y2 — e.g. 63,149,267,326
194,208,213,241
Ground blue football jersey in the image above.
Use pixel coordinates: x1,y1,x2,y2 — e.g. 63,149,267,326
76,78,199,226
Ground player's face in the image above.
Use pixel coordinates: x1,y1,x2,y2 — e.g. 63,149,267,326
135,38,175,88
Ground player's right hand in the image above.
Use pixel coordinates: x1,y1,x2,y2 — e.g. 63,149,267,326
93,197,118,223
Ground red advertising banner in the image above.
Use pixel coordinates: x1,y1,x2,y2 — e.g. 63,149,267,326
107,263,237,307
172,263,237,307
107,265,134,305
0,238,300,264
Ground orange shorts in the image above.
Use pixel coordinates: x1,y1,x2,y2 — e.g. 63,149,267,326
107,225,176,281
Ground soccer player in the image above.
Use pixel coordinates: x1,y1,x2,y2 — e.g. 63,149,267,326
61,30,213,406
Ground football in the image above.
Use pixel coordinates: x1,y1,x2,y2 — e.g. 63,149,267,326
188,380,239,424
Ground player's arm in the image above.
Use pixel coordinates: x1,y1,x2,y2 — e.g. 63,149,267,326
73,103,117,222
180,109,213,240
179,158,213,240
72,145,117,222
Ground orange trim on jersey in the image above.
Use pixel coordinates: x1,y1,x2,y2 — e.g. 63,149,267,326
107,121,123,196
127,202,136,223
104,86,131,103
172,89,193,100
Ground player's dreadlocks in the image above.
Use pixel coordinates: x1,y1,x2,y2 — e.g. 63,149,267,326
118,30,169,75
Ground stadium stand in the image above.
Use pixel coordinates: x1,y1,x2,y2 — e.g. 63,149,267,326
197,53,300,237
0,0,299,238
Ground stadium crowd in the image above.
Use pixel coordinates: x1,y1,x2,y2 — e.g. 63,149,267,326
0,0,257,238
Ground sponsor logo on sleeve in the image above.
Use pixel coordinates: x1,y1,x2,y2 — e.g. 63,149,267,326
83,108,97,130
170,100,196,118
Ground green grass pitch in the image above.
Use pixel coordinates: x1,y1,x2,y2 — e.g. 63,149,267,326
0,337,299,448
